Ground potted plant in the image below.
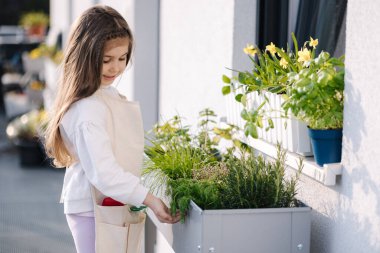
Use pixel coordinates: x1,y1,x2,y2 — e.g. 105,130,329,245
222,34,345,166
144,109,311,253
6,109,48,166
222,34,314,156
19,11,49,39
26,43,63,110
27,43,63,65
282,46,345,166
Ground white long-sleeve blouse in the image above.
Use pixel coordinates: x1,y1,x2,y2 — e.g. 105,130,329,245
59,86,149,214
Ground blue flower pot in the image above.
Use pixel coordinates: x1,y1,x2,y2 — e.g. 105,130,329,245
308,128,342,167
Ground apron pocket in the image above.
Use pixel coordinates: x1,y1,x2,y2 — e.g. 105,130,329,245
127,222,145,252
95,205,127,226
96,222,128,253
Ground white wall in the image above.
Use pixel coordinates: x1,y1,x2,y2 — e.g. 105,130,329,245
47,0,70,46
295,1,380,253
159,0,235,127
338,0,380,251
131,0,160,131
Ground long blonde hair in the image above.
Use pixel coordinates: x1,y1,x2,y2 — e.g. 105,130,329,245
44,5,134,168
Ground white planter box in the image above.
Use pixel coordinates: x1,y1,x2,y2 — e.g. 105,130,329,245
226,91,313,156
172,201,311,253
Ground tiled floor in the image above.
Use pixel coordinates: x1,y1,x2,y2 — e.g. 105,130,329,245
0,115,75,253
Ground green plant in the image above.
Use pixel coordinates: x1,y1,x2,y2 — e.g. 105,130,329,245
19,11,49,27
28,43,63,64
196,108,247,158
222,33,344,135
169,178,221,222
220,146,301,209
282,52,344,129
144,114,219,221
222,36,306,97
144,110,303,222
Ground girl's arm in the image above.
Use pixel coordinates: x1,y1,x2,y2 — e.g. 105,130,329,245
143,193,181,224
72,120,180,223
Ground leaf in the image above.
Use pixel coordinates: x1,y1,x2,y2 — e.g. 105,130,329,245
245,123,258,138
257,116,263,128
222,75,231,83
268,118,274,129
238,72,247,84
213,127,223,135
220,132,232,140
212,135,221,144
317,71,329,86
257,100,267,111
232,139,242,148
295,78,310,88
240,109,249,121
291,32,299,57
222,85,231,95
235,94,243,102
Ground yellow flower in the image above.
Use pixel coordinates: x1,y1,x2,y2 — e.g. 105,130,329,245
30,80,44,90
266,42,276,55
298,48,311,64
279,58,288,69
243,44,257,57
277,48,285,58
309,37,318,49
29,48,41,59
334,90,343,101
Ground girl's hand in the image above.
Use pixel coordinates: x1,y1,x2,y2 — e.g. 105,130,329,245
143,193,181,224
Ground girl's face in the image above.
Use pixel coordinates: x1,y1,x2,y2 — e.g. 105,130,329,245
101,37,130,86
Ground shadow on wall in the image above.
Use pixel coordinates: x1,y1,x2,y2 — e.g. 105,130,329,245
334,70,379,252
307,173,380,253
342,70,366,155
310,202,380,253
301,69,380,252
341,69,380,216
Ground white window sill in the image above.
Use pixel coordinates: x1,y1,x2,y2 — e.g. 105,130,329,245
243,136,342,186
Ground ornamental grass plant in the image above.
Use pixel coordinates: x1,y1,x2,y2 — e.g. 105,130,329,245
143,109,302,222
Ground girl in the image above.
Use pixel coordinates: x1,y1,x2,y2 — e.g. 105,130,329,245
44,5,180,253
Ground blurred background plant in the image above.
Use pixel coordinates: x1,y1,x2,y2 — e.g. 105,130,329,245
28,43,63,64
19,11,49,28
6,109,47,143
19,11,49,38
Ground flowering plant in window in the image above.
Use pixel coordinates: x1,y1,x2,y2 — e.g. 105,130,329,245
282,49,345,130
222,33,344,137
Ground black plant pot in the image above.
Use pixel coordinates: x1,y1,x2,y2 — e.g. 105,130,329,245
15,139,46,167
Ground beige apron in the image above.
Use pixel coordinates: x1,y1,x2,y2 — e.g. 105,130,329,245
90,88,146,253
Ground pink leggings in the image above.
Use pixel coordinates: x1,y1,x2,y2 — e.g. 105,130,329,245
66,212,95,253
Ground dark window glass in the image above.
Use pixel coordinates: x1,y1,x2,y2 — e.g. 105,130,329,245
257,0,289,49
